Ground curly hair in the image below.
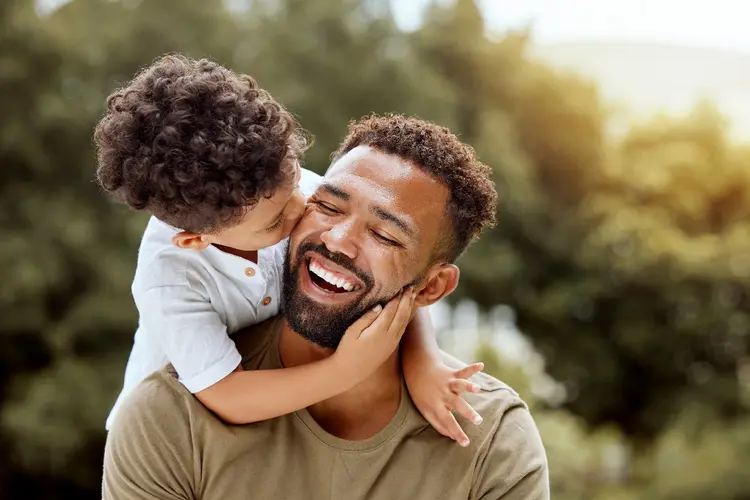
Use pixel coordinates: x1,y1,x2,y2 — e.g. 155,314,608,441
332,114,497,262
94,54,309,233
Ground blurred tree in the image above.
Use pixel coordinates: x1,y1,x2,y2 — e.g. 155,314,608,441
2,0,749,497
0,0,243,496
230,0,457,172
416,0,749,453
0,0,454,497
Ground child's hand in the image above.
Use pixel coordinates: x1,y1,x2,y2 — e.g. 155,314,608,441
407,360,485,447
332,287,417,383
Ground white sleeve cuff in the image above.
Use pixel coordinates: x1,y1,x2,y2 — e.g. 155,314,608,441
178,347,243,393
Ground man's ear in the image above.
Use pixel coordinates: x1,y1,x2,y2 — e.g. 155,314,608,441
415,263,459,308
172,232,214,251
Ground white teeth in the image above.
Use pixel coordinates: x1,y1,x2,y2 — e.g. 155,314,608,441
308,259,357,292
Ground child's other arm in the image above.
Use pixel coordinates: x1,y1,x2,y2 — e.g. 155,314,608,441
401,308,485,446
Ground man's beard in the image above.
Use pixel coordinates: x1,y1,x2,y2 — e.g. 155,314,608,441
281,241,417,350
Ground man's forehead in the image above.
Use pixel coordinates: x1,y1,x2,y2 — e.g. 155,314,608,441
326,145,401,178
325,146,444,194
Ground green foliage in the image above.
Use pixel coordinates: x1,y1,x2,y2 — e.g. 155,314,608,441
415,1,749,446
1,0,748,497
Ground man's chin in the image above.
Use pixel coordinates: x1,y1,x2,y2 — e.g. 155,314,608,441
284,296,358,350
283,281,378,350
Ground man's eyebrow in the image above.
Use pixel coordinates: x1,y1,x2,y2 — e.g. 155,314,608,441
320,182,415,239
373,206,416,240
320,183,350,201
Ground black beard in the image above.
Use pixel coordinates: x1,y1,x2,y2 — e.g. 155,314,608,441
281,241,384,349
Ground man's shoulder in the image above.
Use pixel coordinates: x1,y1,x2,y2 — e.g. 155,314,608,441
232,315,284,366
438,353,549,496
439,352,544,458
110,369,195,433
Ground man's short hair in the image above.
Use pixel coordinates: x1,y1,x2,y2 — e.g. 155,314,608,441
94,54,309,233
332,114,497,262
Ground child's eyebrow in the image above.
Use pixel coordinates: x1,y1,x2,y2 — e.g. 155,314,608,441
258,203,286,230
266,211,284,228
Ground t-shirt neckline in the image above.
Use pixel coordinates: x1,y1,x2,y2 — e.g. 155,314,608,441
269,321,412,452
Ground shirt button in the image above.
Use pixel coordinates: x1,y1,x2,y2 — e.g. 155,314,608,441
262,297,272,306
244,267,256,277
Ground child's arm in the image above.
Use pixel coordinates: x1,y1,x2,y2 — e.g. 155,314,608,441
195,288,417,424
401,308,485,447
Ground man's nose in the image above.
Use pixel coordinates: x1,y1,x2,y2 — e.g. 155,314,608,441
320,221,358,260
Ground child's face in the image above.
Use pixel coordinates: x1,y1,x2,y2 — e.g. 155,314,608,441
210,161,306,251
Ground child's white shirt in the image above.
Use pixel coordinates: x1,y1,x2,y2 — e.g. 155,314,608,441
105,168,322,430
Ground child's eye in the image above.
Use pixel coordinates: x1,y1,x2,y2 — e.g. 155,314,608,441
266,217,284,231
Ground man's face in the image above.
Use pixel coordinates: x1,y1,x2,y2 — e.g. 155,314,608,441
282,146,450,349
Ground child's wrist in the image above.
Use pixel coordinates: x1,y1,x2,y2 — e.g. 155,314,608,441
403,351,439,378
328,352,365,386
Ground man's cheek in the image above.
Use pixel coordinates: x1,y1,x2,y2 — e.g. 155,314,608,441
371,249,407,285
292,209,326,239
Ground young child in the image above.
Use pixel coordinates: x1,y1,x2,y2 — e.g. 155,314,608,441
95,54,484,446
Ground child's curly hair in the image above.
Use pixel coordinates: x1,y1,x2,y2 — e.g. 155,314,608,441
94,54,309,233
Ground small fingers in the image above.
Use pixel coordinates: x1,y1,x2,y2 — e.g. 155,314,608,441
452,396,483,426
424,413,453,439
439,411,470,447
388,286,416,339
359,292,403,339
454,362,484,380
448,378,481,395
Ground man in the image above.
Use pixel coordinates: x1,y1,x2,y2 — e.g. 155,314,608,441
103,114,550,499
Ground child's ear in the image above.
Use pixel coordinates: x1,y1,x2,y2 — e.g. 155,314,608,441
415,263,460,308
172,232,214,251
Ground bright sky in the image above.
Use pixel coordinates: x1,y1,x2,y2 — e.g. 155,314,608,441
38,0,750,54
392,0,750,54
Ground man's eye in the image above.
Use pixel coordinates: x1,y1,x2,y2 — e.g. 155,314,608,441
316,201,340,214
373,232,399,246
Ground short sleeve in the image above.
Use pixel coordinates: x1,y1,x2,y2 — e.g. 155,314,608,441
471,406,550,500
136,285,242,393
102,376,195,499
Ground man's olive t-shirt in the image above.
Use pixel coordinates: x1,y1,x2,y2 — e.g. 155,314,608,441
103,317,549,499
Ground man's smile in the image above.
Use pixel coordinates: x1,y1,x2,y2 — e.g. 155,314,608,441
298,250,371,305
307,255,363,293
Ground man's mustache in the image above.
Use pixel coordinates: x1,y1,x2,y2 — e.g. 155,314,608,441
294,241,374,289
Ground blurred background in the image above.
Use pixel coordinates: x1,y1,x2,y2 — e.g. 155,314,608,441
2,0,750,498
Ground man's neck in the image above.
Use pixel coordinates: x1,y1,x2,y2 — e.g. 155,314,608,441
278,320,402,440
